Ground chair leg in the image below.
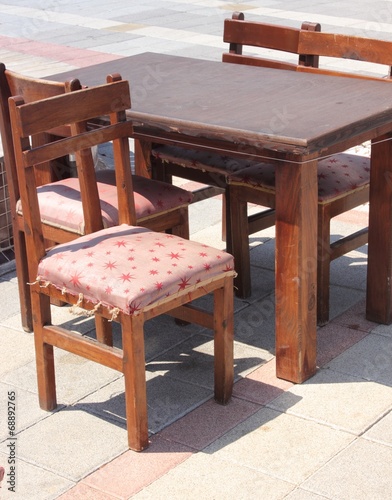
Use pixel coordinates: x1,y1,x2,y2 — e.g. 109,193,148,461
170,207,190,240
134,139,152,178
151,155,169,182
95,315,113,346
221,191,227,242
317,204,332,325
121,313,149,451
14,229,33,332
32,290,57,410
213,275,234,404
150,157,190,241
227,186,251,298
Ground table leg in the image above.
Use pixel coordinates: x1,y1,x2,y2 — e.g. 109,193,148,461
275,159,318,383
367,134,392,324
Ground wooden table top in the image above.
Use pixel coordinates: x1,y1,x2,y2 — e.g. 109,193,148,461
49,52,392,159
48,52,392,384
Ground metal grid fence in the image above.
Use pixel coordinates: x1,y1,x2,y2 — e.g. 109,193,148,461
0,158,13,262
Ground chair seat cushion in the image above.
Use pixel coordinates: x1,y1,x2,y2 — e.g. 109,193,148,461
227,153,370,202
37,224,235,314
152,144,261,176
16,173,193,235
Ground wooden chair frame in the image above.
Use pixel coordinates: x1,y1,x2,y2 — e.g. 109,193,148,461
9,81,234,451
0,65,190,332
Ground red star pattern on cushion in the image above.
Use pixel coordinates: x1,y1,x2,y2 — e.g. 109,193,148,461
16,173,193,235
227,153,370,202
37,224,235,314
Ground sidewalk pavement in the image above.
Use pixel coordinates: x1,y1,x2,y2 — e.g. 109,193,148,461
1,1,392,499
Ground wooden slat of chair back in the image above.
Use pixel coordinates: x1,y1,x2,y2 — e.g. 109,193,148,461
223,16,301,53
222,51,301,71
0,64,80,202
9,81,136,268
296,63,392,82
222,11,321,70
20,121,131,168
298,30,392,78
298,30,392,66
2,65,83,151
12,80,131,137
4,67,76,102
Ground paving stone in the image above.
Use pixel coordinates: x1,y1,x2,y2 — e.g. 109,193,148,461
302,438,392,499
285,489,327,500
204,407,355,484
133,452,295,499
77,368,213,434
325,333,392,387
0,326,34,377
79,435,193,498
0,281,23,321
363,409,392,446
268,367,392,434
13,408,128,481
1,350,122,405
158,396,261,450
0,452,73,500
0,384,50,442
149,332,270,388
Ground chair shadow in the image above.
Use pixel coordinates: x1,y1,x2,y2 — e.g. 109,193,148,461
45,233,369,454
61,340,264,420
60,368,302,454
53,302,267,439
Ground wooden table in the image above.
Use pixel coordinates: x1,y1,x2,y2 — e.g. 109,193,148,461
48,52,392,383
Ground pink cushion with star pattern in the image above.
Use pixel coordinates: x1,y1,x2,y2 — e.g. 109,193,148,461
37,224,235,314
16,173,192,235
228,153,370,203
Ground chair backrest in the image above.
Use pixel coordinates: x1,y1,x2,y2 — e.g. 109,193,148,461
0,64,82,211
223,12,392,82
222,11,321,70
296,30,392,80
9,79,134,270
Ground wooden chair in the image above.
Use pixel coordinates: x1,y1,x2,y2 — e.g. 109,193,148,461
149,16,320,240
224,13,392,324
222,11,320,68
9,80,235,451
0,64,192,332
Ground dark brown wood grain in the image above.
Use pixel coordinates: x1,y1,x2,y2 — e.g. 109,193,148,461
49,53,392,156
